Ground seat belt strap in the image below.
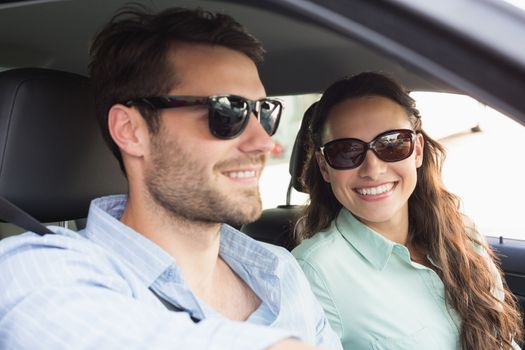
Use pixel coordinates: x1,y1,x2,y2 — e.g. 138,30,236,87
0,195,53,235
0,198,202,320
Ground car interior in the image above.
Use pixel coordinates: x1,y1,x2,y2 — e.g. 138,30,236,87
1,0,524,339
0,68,127,235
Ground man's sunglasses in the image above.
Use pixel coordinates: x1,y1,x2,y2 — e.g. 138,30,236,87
124,95,282,139
320,129,416,170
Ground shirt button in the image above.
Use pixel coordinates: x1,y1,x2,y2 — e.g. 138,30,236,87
269,292,278,304
165,269,175,280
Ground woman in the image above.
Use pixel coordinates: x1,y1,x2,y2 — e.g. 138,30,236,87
292,72,522,350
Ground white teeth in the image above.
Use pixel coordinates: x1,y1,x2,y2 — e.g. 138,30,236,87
356,182,395,196
227,170,256,179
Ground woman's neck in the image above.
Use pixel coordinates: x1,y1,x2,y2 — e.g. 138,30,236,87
357,204,410,245
367,219,408,245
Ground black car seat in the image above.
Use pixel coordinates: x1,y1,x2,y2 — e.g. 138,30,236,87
240,102,317,250
0,68,127,237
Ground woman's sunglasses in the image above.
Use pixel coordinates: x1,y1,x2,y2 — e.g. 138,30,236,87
124,95,282,139
320,129,416,170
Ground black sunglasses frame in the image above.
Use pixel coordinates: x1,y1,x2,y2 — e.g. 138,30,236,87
320,129,417,170
124,95,282,140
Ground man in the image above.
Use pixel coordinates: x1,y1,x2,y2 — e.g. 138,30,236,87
0,6,341,350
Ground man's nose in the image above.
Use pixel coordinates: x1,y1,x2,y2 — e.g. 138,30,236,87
238,114,274,154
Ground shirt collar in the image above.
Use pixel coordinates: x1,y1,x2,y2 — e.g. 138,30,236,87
335,208,395,271
219,225,281,317
220,225,279,274
83,194,282,316
83,194,176,287
335,209,441,271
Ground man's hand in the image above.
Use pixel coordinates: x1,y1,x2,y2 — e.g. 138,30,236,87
267,339,325,350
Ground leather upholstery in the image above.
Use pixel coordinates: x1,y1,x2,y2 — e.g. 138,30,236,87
289,101,317,193
0,68,127,222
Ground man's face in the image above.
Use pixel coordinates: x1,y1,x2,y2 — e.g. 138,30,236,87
143,44,273,226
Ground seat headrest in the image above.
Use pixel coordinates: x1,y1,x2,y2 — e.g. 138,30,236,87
288,101,317,193
0,68,127,222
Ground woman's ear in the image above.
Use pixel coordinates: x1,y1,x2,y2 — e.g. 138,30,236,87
315,151,331,183
107,104,149,158
415,132,424,168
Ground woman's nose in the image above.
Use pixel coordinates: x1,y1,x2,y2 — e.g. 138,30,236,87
357,150,387,180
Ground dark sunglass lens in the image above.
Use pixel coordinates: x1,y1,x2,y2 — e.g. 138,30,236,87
374,131,414,161
209,96,249,138
325,140,366,169
258,100,282,136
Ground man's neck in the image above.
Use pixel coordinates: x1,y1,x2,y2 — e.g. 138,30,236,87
119,193,261,320
120,193,222,291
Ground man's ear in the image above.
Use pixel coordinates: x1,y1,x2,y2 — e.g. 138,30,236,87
415,132,424,168
315,151,331,183
107,104,149,158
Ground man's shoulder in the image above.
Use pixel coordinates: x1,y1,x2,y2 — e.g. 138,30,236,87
0,228,102,258
256,239,292,259
222,225,296,265
252,240,316,287
225,229,304,279
0,228,116,283
0,228,130,311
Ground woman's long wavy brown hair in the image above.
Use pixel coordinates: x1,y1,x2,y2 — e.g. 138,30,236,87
299,72,522,349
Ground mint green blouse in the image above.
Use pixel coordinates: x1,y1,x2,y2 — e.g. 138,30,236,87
293,209,517,350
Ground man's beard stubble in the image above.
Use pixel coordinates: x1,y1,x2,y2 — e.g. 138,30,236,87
144,131,265,227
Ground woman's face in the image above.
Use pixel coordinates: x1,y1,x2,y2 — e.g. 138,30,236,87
317,95,424,230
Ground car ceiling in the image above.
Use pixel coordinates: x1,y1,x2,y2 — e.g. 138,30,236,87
0,0,453,96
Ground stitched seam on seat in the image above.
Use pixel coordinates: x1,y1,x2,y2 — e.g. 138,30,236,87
0,78,26,180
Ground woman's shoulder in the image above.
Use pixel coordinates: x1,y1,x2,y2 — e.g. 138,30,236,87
461,214,490,254
292,222,342,261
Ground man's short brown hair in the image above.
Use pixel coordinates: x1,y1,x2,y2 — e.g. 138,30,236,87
89,5,265,172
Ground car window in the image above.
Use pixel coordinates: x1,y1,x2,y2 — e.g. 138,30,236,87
260,94,319,208
418,93,525,241
260,92,525,241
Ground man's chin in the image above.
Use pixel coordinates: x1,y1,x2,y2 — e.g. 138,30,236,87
223,201,262,228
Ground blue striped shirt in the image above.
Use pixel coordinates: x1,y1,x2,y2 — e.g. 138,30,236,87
0,195,341,350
